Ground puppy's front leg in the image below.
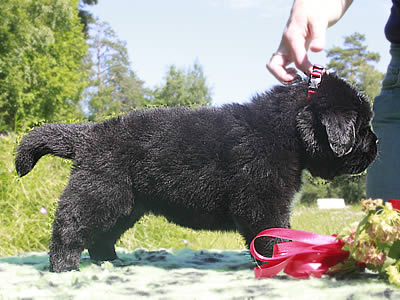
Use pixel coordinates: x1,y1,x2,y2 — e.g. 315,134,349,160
232,202,291,258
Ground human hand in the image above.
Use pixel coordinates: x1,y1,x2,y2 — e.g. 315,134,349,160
267,0,353,82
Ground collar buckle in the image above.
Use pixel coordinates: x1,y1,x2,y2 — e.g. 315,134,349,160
307,64,325,99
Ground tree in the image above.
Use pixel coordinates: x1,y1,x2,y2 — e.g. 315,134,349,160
300,33,384,205
85,20,146,120
152,63,212,107
326,32,384,99
0,0,88,132
78,0,99,35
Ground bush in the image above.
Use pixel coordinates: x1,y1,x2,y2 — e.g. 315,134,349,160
300,171,366,205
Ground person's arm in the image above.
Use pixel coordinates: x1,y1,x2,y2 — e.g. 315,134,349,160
267,0,353,82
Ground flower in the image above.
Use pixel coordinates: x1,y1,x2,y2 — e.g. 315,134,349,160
340,226,357,250
361,198,383,212
40,207,48,215
387,265,400,286
252,199,400,286
337,199,400,286
367,203,400,244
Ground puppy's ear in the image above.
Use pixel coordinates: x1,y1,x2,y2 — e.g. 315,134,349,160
320,111,356,157
297,107,356,157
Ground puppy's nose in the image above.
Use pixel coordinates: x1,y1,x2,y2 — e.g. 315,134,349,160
376,139,379,145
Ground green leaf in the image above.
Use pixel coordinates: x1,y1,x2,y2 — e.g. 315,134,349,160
152,62,212,108
388,240,400,259
0,0,88,131
350,212,371,256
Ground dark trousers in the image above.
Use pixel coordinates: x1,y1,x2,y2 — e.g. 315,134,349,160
367,44,400,201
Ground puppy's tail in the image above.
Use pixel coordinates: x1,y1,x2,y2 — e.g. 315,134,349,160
15,123,88,177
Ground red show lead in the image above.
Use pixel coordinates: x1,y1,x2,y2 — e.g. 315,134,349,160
250,228,349,279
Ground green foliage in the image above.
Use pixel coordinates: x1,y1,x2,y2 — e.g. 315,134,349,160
299,171,330,204
0,133,69,255
300,171,366,205
85,20,147,120
78,0,98,35
326,32,384,100
331,174,367,204
0,0,88,132
151,63,212,107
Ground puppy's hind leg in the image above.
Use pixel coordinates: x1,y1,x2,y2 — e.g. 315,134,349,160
49,198,86,272
49,171,135,272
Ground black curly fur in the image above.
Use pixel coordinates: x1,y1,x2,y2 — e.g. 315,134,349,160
15,74,377,272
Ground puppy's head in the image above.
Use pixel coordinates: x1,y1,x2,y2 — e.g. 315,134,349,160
296,73,378,180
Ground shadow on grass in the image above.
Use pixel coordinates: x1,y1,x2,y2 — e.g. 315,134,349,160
108,248,255,271
0,248,255,272
0,252,49,271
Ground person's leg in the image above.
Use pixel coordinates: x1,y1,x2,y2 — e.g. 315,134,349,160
366,44,400,201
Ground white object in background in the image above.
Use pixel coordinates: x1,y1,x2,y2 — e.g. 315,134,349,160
317,198,346,209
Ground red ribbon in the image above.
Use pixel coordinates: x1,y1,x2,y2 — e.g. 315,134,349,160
250,228,349,279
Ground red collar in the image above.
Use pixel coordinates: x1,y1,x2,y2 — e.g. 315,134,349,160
307,64,325,99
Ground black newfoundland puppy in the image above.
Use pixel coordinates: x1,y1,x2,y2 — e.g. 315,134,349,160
15,73,377,272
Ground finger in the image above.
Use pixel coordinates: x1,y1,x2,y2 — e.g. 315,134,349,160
308,18,328,52
267,53,298,82
287,35,313,76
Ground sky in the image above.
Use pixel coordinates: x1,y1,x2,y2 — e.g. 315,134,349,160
88,0,392,106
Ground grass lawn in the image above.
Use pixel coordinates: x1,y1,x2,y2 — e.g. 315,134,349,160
115,204,363,252
1,133,365,256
